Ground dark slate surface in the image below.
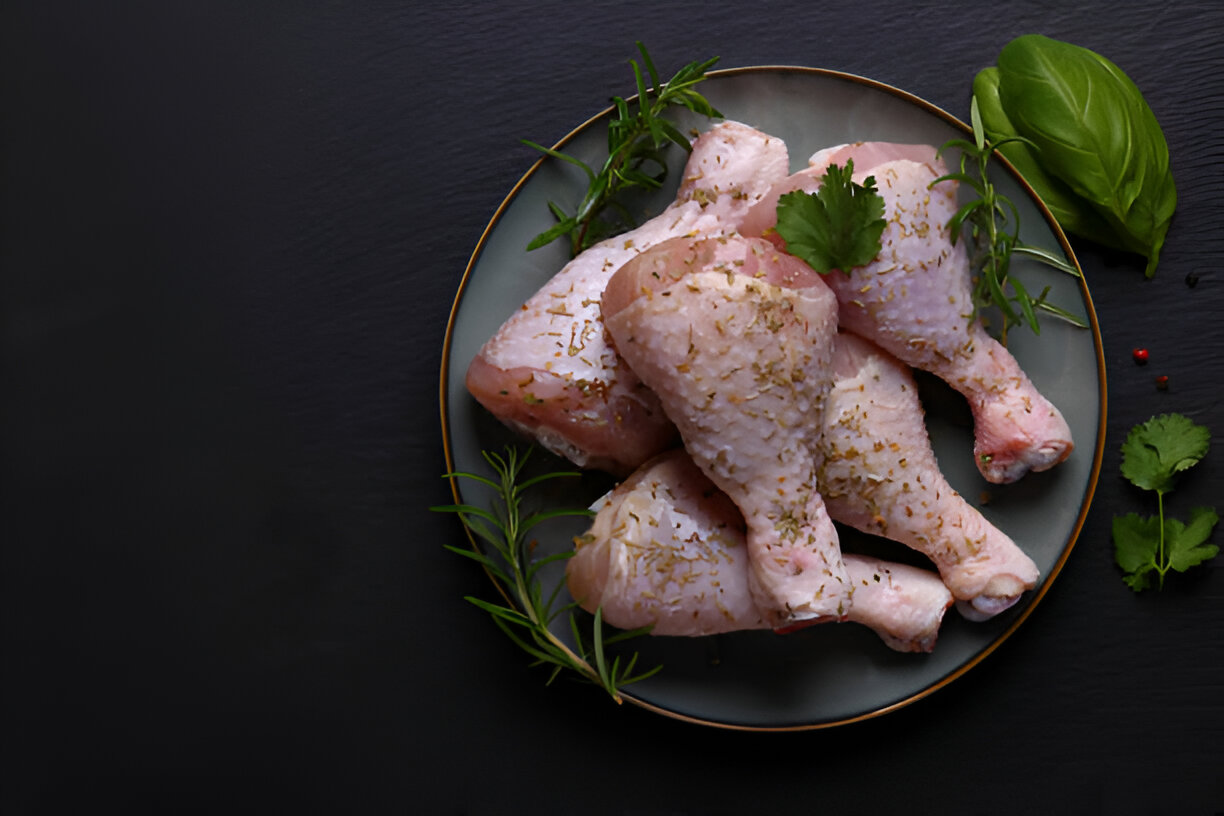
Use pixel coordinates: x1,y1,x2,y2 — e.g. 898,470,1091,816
4,2,1223,813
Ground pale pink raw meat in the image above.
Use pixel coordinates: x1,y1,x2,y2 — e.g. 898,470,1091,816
818,330,1040,619
465,121,790,475
601,234,849,627
566,449,953,652
743,142,1073,484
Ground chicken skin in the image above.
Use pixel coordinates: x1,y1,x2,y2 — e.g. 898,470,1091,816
744,142,1074,484
566,449,954,653
601,234,849,627
465,121,790,475
819,331,1040,619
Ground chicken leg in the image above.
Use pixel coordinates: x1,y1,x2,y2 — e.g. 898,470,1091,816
601,234,849,627
567,449,955,652
819,330,1040,619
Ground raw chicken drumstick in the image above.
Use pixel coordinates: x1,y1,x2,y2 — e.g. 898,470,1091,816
818,330,1040,619
566,449,955,653
466,121,790,475
744,142,1074,484
601,234,850,627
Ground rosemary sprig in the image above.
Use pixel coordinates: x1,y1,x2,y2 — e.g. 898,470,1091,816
524,42,722,257
934,95,1087,343
433,446,660,702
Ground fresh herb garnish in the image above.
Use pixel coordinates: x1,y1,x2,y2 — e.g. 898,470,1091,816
524,42,722,257
433,446,660,701
1113,414,1218,591
774,160,887,275
974,34,1177,278
934,95,1086,342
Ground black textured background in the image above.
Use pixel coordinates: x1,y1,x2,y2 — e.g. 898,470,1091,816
4,2,1223,814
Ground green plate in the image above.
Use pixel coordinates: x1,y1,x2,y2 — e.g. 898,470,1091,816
440,67,1106,730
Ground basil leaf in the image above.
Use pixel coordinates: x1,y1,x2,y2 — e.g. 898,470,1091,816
990,34,1177,277
973,66,1129,251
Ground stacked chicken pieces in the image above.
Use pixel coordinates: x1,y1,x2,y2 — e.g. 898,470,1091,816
465,121,1073,653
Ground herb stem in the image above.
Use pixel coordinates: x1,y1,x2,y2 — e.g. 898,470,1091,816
981,161,1008,344
1156,488,1167,589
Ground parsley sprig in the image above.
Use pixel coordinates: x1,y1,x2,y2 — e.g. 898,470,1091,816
935,96,1087,342
773,160,887,275
524,42,721,257
434,446,660,701
1113,414,1219,591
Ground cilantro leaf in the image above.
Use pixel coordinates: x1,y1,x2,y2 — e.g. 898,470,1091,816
1120,413,1211,493
1112,512,1161,591
1167,506,1220,573
774,160,886,275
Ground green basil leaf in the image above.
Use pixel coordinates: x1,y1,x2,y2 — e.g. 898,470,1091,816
993,34,1177,277
973,66,1128,251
